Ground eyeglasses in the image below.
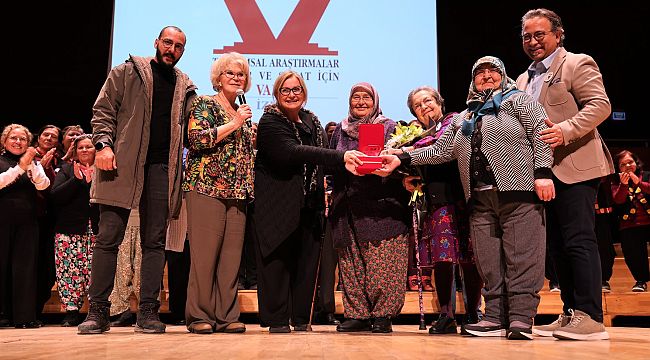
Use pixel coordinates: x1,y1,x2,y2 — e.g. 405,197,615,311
351,94,373,103
159,38,185,52
473,67,501,77
414,97,437,111
8,135,28,143
222,70,247,80
279,86,303,96
521,31,552,43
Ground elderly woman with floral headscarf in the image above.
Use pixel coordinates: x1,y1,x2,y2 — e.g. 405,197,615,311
329,82,410,334
377,56,554,340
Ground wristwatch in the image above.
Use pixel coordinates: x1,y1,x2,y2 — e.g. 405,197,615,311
95,141,112,151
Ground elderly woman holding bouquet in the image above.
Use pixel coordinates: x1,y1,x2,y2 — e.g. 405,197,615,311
329,82,410,334
396,86,484,335
377,56,554,340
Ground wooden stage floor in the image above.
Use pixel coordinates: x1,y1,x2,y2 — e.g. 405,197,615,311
1,324,649,360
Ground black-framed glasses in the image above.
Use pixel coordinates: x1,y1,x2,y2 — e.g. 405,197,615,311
279,86,303,96
159,38,185,52
222,70,247,80
521,31,552,43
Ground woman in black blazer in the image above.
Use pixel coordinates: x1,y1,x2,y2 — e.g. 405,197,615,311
252,70,361,333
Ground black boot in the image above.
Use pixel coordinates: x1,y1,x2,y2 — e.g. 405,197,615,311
78,302,110,334
135,302,166,334
429,314,457,334
336,318,371,332
110,310,135,327
61,310,81,327
372,317,392,333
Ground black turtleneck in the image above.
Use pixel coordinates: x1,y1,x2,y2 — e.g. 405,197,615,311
147,59,176,165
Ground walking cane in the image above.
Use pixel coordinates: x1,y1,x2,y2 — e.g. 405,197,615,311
307,209,328,331
412,201,427,330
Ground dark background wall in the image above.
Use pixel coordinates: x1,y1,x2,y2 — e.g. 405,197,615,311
3,1,648,153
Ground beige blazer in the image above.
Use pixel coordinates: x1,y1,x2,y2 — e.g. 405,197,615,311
516,47,614,184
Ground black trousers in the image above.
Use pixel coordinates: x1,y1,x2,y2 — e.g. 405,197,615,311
89,164,169,307
254,208,322,327
0,217,39,324
595,213,616,282
35,214,56,316
619,225,650,282
546,177,603,322
165,238,190,321
238,207,257,288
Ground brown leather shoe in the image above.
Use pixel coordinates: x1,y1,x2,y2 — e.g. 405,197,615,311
189,322,213,334
223,321,246,333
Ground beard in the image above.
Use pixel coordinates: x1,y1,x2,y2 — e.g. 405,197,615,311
155,49,178,68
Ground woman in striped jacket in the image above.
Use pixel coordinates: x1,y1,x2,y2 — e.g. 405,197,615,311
377,56,554,340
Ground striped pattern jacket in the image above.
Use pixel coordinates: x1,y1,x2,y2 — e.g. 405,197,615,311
408,92,552,201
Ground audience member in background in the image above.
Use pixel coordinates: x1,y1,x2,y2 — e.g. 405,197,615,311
79,25,196,335
60,125,85,162
165,148,190,325
32,124,60,322
252,70,362,333
239,122,258,291
108,209,141,327
595,174,618,293
611,150,650,292
408,119,424,128
0,124,52,328
378,56,554,340
183,52,254,334
329,82,410,334
516,8,613,341
402,86,484,335
50,134,99,326
324,121,337,146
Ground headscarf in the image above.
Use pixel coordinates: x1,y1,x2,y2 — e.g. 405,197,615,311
461,56,520,136
341,82,389,139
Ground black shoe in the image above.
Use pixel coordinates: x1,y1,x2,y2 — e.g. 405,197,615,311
249,284,258,290
14,321,42,329
0,316,12,328
293,324,309,331
78,302,110,334
61,310,81,327
237,281,246,290
269,325,291,333
372,317,392,333
460,312,482,336
632,281,647,292
336,318,371,332
429,314,457,334
110,310,135,327
135,303,166,334
173,319,186,326
507,326,533,340
325,313,341,325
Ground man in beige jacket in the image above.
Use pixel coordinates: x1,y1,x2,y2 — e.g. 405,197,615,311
516,8,614,341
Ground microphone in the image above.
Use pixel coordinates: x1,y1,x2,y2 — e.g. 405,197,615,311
236,89,251,127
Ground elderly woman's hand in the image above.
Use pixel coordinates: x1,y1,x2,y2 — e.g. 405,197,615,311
372,154,401,177
534,178,555,201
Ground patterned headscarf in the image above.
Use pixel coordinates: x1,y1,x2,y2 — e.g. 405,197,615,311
341,82,389,139
461,56,520,136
